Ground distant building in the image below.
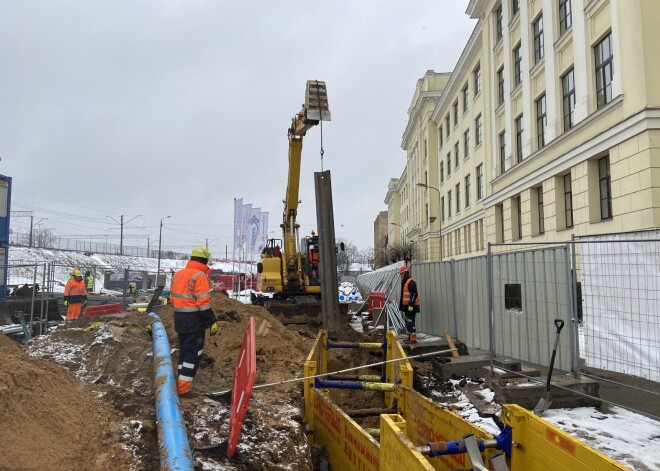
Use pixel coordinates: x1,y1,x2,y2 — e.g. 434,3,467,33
387,0,660,260
373,211,388,267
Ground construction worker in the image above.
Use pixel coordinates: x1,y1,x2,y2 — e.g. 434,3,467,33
84,271,94,292
399,266,421,343
63,269,88,321
170,246,218,397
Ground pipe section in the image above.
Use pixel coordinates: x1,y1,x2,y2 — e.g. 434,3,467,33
149,312,194,470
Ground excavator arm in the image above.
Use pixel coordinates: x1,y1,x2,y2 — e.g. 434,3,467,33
281,81,330,291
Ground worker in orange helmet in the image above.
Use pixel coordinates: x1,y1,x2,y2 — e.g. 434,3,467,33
170,246,219,398
399,266,421,343
63,268,88,321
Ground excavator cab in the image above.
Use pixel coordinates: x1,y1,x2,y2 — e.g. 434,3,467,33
301,234,320,287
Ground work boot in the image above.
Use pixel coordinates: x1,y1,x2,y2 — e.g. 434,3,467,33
178,390,199,399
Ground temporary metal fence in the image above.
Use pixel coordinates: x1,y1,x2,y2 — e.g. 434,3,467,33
358,232,660,390
10,231,188,259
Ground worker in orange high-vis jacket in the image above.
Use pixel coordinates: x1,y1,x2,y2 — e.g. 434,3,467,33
399,265,421,343
64,269,88,321
170,246,218,398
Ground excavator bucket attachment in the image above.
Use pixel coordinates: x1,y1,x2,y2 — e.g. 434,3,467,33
305,80,331,122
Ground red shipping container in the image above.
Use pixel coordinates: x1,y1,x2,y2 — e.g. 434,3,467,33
368,291,385,311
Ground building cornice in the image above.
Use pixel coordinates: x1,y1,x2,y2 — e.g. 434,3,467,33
430,22,483,124
439,208,486,235
401,91,443,150
466,0,488,19
483,106,660,206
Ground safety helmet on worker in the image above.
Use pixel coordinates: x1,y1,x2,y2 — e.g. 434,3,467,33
399,266,409,274
72,269,82,277
191,246,211,261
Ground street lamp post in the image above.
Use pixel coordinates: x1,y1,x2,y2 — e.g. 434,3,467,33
390,222,405,244
417,183,443,261
157,216,172,280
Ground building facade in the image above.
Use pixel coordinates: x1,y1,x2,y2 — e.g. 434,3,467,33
373,211,388,267
387,0,660,260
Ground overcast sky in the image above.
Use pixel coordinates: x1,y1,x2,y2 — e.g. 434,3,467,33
1,1,475,256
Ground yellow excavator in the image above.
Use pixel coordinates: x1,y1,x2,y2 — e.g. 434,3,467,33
252,81,331,317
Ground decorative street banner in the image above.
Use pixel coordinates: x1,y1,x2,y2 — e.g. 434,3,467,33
248,206,261,255
257,212,269,254
233,198,243,251
240,203,252,251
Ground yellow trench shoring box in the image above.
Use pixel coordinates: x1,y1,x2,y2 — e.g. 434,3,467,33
304,330,630,471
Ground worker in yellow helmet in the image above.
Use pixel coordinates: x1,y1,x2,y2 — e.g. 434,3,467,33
63,269,88,321
169,246,218,398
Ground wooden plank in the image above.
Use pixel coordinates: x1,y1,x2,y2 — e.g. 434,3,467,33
443,329,460,357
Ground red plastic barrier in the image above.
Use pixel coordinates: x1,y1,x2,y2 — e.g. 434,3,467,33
368,291,386,311
82,303,123,316
227,316,256,458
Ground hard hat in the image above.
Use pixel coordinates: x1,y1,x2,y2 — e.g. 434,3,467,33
72,269,82,277
191,246,211,260
311,230,316,235
399,266,409,274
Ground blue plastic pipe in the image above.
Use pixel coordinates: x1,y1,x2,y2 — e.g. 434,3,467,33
149,312,194,470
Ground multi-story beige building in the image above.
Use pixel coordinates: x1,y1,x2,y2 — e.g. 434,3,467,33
387,0,660,260
373,211,388,266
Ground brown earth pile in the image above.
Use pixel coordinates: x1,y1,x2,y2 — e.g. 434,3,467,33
2,292,376,470
0,333,136,471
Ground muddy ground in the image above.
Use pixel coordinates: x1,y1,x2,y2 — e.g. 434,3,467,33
0,294,384,471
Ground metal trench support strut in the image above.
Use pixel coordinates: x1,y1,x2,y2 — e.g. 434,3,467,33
148,312,194,471
416,426,512,471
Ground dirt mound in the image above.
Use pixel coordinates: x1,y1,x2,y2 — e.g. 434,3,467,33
0,333,136,471
14,293,329,470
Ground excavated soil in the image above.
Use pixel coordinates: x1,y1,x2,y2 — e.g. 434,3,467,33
2,293,379,470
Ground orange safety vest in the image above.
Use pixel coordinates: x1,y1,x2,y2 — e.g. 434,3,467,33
402,278,420,307
170,260,212,313
64,278,87,303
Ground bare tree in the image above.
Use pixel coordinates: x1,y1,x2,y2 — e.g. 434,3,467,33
22,227,56,248
380,241,414,266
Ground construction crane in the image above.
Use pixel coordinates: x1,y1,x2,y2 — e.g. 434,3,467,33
253,81,330,309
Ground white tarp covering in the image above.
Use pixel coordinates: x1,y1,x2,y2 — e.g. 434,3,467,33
581,231,660,381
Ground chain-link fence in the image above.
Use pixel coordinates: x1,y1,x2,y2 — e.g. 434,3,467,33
9,230,187,259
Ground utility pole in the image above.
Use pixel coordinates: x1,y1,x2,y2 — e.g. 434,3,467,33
107,214,142,255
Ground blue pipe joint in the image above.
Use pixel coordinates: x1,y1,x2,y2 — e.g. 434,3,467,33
496,425,513,457
426,439,473,457
315,378,363,390
149,312,194,470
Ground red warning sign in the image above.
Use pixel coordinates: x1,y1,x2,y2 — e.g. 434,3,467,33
227,316,256,458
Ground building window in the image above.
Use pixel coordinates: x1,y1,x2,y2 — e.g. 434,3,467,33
477,164,484,200
599,155,612,220
513,43,522,86
562,68,575,131
496,4,503,41
537,187,545,234
536,94,547,149
533,15,544,64
445,116,450,137
499,131,506,174
475,115,483,146
448,190,453,218
456,183,461,213
515,115,523,163
441,196,445,221
464,130,470,158
515,195,522,240
453,101,459,126
465,175,471,208
564,173,574,228
463,85,469,113
497,67,505,105
511,0,520,16
559,0,572,36
595,33,613,109
496,204,505,242
474,64,482,96
440,161,444,182
454,142,460,168
447,153,452,176
438,126,444,149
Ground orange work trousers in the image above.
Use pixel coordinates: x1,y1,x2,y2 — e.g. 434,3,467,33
66,303,83,320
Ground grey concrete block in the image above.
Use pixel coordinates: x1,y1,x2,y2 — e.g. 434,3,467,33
491,375,601,410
